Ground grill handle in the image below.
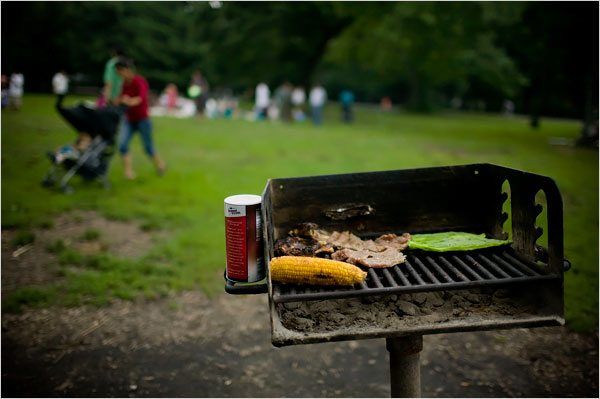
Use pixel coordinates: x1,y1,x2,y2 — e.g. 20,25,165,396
501,167,564,274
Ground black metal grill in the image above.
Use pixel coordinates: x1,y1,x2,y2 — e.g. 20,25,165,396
258,164,566,348
271,246,560,304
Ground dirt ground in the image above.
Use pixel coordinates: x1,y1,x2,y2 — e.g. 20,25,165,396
2,211,157,298
2,293,598,398
1,212,598,397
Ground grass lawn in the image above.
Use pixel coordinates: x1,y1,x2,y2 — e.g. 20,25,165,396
2,94,598,331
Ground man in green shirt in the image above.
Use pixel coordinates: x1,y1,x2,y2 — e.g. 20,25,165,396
102,47,125,105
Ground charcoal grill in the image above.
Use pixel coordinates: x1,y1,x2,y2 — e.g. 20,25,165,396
225,163,568,397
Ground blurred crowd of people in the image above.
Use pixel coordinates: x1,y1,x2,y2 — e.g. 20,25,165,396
253,81,352,125
153,77,356,126
3,51,364,130
2,61,358,127
2,61,529,128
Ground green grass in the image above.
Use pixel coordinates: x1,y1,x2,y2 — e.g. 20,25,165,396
2,94,597,331
45,238,67,254
11,230,35,246
2,286,57,313
80,228,101,241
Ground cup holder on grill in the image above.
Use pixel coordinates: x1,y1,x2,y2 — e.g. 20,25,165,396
224,272,268,295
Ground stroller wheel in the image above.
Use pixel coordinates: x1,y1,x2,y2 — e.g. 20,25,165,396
61,185,74,195
41,175,56,188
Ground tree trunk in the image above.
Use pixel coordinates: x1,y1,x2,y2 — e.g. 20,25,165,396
577,73,599,148
302,19,352,88
529,87,541,129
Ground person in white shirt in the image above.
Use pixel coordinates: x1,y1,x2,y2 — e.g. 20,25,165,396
254,82,270,120
9,72,24,110
291,86,306,121
52,70,69,96
309,84,327,125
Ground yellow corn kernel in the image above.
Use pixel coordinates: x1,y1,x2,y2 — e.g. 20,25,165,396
270,256,367,286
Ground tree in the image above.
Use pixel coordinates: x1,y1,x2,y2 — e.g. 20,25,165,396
496,2,598,140
2,2,352,92
323,2,527,111
1,1,597,128
194,2,352,89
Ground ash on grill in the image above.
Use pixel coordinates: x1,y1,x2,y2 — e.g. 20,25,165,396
278,287,539,334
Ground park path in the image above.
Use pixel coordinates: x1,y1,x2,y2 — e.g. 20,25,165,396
2,292,598,397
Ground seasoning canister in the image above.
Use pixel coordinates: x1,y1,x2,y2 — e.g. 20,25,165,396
224,194,264,282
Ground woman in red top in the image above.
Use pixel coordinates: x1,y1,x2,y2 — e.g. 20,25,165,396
115,58,166,180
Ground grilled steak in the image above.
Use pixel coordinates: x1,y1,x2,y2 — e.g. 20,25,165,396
279,222,410,267
332,247,406,268
274,236,334,258
274,236,318,257
326,231,384,251
314,243,335,257
291,224,384,251
374,233,411,251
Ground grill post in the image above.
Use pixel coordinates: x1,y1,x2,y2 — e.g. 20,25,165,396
386,335,423,398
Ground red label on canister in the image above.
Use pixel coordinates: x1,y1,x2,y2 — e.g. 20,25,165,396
224,194,264,282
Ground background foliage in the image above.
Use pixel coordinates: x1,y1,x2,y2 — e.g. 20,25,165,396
2,2,598,117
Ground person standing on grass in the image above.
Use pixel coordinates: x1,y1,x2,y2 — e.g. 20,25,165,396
254,82,270,120
115,58,166,180
309,83,327,125
291,85,306,121
339,89,355,123
8,71,24,110
102,47,125,106
274,81,293,123
189,70,209,115
52,70,69,96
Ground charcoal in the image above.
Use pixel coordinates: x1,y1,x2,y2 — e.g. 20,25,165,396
396,300,419,316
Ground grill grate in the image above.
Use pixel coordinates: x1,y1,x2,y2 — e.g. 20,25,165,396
271,247,560,304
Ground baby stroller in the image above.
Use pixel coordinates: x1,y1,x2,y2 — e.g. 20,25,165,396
42,95,124,193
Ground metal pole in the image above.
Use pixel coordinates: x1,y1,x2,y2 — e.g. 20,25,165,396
386,335,423,398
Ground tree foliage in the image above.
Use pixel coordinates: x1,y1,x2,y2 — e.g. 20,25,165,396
323,2,528,110
1,1,597,118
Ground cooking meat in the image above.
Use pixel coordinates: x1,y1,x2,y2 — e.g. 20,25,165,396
326,231,384,252
374,233,411,251
280,222,411,268
289,223,331,244
314,243,335,257
288,223,320,238
274,236,334,258
332,247,406,268
274,236,318,257
292,226,384,252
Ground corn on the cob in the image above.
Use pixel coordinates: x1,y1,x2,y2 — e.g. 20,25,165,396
270,256,367,286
